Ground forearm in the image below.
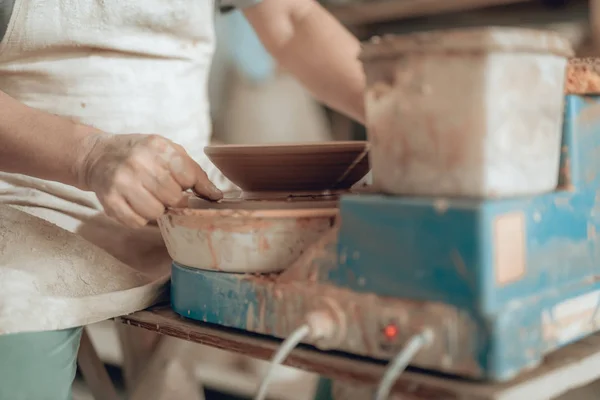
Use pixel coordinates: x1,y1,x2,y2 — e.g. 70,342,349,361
0,90,99,189
244,0,366,124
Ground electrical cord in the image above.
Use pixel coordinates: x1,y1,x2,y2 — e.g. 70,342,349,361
375,329,434,400
253,324,311,400
254,310,338,400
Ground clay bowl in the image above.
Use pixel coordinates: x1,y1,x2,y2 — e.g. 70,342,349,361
158,198,338,273
204,141,370,192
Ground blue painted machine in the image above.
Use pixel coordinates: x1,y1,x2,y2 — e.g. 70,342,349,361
171,94,600,382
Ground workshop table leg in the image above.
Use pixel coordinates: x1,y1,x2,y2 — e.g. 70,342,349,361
77,328,120,400
116,323,162,390
117,321,204,399
127,336,204,400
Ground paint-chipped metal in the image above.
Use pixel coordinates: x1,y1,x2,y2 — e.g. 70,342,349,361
170,94,600,383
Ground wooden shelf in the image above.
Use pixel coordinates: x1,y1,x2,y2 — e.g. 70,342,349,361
86,320,316,400
119,306,600,400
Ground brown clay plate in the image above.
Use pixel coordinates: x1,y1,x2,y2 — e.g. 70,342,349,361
204,141,370,192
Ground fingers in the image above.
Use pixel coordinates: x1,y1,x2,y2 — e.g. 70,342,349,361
141,166,185,207
89,134,223,230
122,146,185,207
102,194,148,229
191,163,223,201
165,148,222,201
122,184,166,221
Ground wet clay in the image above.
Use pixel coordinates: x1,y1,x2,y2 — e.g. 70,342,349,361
158,203,338,273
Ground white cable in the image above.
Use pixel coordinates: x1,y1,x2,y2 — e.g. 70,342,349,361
254,324,311,400
375,329,434,400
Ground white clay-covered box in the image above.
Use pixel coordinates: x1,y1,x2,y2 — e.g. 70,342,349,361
361,28,574,198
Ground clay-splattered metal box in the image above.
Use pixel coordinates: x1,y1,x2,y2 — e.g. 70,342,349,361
172,95,600,382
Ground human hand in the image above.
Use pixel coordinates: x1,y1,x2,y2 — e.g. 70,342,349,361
78,133,223,228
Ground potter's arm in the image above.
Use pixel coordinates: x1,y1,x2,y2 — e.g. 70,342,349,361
243,0,366,124
0,90,221,227
0,90,97,189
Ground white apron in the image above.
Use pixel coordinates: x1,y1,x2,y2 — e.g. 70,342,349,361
0,0,232,334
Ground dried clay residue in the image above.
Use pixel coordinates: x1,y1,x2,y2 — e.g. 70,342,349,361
168,212,274,233
244,272,282,284
565,58,600,95
257,235,270,253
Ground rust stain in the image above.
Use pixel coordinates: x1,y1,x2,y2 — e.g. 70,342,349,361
244,272,282,285
295,217,325,229
559,156,571,187
443,121,472,171
258,235,270,253
576,103,600,126
169,215,274,232
206,235,219,270
588,223,597,240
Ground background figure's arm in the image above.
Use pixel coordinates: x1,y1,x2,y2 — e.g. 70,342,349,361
0,90,99,189
243,0,366,124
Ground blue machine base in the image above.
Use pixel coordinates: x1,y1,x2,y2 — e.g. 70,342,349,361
172,262,600,383
171,95,600,382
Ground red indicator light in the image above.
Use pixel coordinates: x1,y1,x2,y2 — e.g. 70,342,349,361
384,324,398,339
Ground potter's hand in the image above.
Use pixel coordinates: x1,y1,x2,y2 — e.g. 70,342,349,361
79,134,223,228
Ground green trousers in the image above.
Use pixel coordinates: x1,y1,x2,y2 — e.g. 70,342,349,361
0,327,82,400
314,378,333,399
